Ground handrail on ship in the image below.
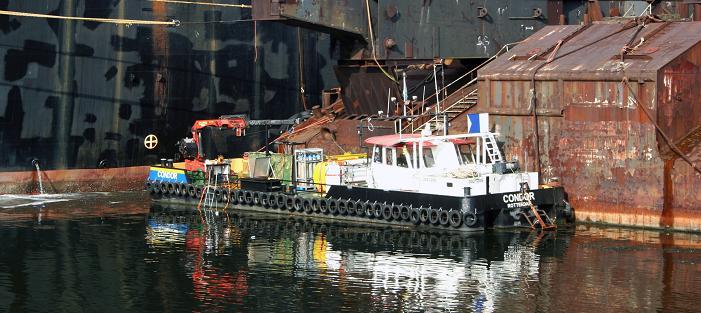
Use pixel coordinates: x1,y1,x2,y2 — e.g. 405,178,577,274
402,42,519,133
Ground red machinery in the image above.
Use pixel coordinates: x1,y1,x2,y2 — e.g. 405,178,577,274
179,114,307,172
182,115,249,172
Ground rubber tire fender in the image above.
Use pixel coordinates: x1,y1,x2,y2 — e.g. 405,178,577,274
382,203,393,221
337,199,348,216
276,194,287,210
438,209,450,227
188,185,197,198
346,200,358,216
236,189,246,204
429,207,440,225
227,189,237,204
303,198,313,214
167,183,175,195
145,181,155,194
214,188,223,202
195,186,204,199
174,183,182,196
319,198,330,214
311,198,321,213
252,191,261,206
391,204,401,221
355,201,365,217
243,190,254,205
286,195,295,211
373,202,383,220
419,206,430,224
449,210,463,228
260,192,270,207
328,199,339,215
179,183,189,197
399,205,411,221
362,201,373,218
160,182,169,194
293,196,304,212
464,211,478,227
410,207,421,225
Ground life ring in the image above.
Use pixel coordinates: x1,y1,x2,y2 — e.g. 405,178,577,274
449,210,463,228
419,206,430,224
429,208,440,225
439,209,450,227
464,211,478,227
410,207,421,225
400,205,411,221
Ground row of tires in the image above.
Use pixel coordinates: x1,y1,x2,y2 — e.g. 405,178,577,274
145,180,478,229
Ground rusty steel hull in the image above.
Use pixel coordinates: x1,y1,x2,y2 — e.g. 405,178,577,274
0,166,149,194
468,22,701,232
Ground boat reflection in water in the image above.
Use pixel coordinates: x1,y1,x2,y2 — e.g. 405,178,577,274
148,205,571,312
1,195,700,312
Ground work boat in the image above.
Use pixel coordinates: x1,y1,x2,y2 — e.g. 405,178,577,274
146,116,573,231
324,131,573,230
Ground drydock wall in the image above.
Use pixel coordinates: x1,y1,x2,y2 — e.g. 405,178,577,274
471,22,701,231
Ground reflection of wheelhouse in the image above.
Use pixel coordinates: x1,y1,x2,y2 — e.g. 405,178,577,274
366,133,537,197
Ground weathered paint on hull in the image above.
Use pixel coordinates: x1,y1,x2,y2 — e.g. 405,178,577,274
0,166,149,194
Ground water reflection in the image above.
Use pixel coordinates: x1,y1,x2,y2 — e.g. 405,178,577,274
1,194,700,312
148,205,572,312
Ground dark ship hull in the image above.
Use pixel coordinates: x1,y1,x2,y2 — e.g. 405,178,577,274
0,0,333,172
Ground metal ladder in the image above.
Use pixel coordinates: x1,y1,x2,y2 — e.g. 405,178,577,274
483,133,503,163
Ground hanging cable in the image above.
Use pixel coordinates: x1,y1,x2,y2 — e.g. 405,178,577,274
0,9,178,26
365,0,398,83
622,77,701,175
148,0,252,8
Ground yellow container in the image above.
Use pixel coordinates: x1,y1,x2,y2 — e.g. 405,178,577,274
231,158,249,177
327,152,367,162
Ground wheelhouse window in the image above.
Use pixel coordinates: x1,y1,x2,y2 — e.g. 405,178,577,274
456,144,476,165
422,148,435,168
373,146,382,163
384,147,394,166
397,146,410,168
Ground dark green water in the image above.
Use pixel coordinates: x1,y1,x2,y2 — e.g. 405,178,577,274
0,192,700,312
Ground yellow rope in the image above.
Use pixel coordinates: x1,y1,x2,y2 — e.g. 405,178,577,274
0,9,177,25
149,0,252,8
